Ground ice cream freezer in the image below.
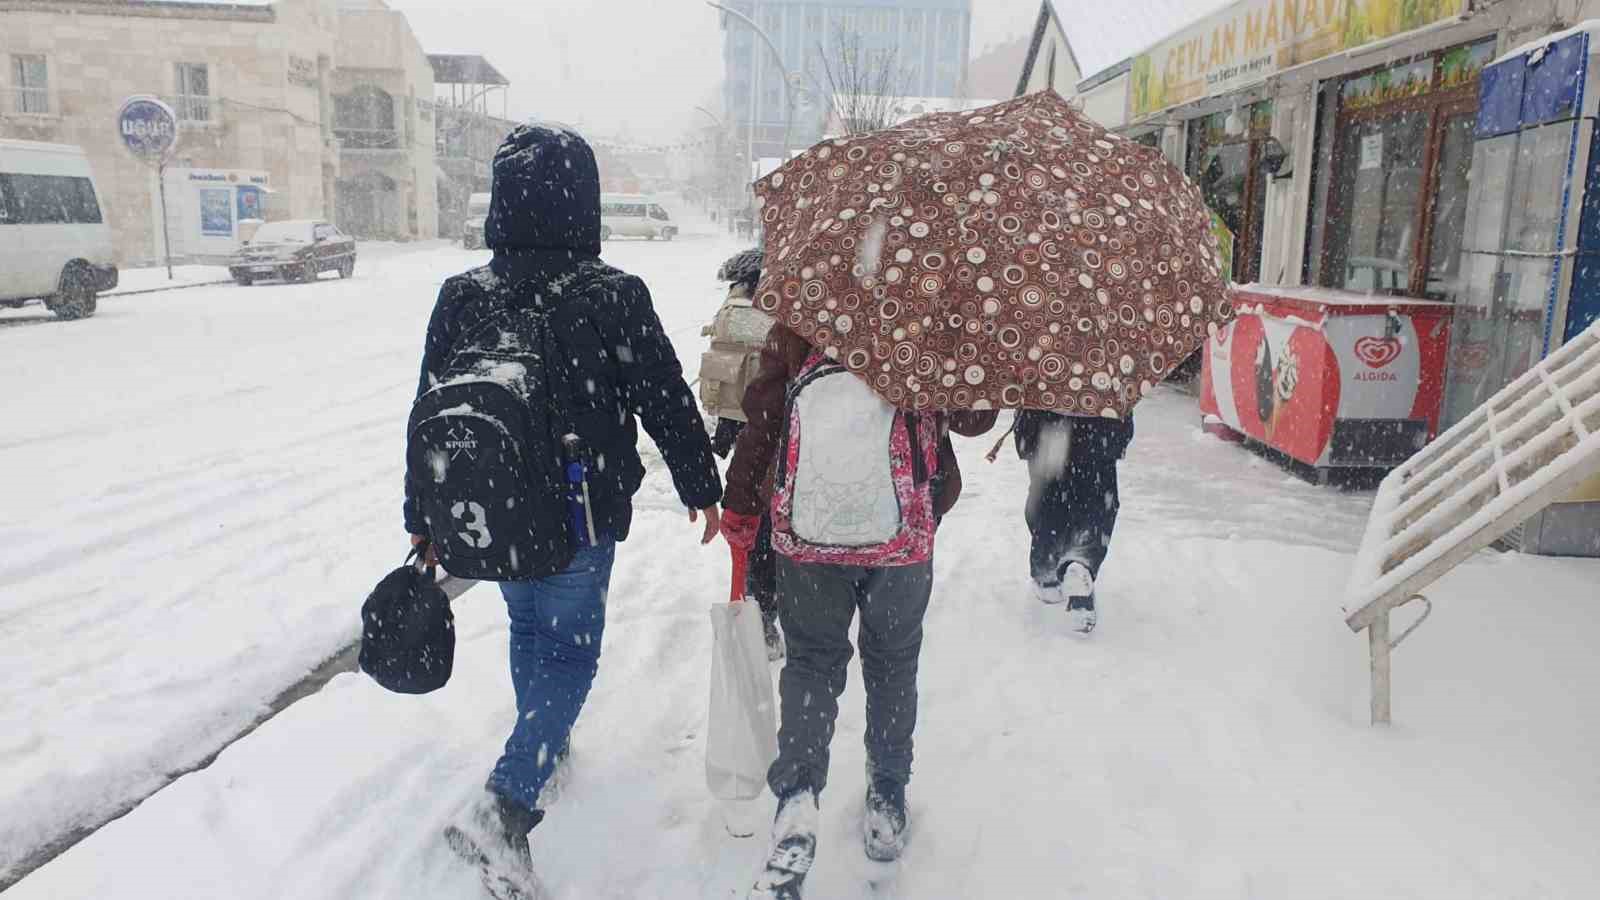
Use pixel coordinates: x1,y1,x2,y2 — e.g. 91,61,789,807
1198,286,1453,478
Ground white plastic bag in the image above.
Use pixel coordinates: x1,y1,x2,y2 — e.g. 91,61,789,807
706,599,778,803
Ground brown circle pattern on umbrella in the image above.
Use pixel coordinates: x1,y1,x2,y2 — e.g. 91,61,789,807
752,91,1235,418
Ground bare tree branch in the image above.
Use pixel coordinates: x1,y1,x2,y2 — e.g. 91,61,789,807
816,22,909,136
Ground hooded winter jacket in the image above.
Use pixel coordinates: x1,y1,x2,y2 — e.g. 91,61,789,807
403,124,721,541
1014,411,1134,465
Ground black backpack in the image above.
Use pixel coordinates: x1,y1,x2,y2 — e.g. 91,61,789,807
406,303,574,581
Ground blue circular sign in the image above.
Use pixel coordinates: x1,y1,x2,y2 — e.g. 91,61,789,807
118,96,178,162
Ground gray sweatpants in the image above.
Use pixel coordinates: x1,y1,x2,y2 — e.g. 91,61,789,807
767,555,935,799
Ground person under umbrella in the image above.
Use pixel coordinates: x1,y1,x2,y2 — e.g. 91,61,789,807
721,322,996,899
732,90,1233,896
1014,411,1134,633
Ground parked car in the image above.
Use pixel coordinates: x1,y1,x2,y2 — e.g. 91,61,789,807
600,194,677,241
0,139,118,320
228,220,356,286
462,192,491,250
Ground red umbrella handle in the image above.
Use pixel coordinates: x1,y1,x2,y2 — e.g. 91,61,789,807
729,545,750,604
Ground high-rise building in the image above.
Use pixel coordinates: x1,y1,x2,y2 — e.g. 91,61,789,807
718,0,972,163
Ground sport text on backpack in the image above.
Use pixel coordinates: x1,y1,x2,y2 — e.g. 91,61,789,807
406,306,575,581
769,353,939,567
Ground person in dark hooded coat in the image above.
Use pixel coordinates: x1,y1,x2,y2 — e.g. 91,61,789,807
1014,410,1133,634
404,123,722,890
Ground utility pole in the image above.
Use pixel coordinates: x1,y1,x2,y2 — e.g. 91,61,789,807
706,1,797,173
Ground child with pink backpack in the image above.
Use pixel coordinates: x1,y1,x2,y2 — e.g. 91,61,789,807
721,323,995,899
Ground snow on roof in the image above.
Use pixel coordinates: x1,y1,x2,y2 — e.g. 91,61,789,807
427,54,509,87
1048,0,1238,82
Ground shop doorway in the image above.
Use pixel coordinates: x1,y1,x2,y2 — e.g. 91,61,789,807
1188,102,1273,284
1315,41,1494,299
335,172,399,240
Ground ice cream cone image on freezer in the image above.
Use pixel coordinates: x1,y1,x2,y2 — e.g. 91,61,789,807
1265,345,1301,442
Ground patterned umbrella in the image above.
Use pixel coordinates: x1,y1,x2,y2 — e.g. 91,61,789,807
751,91,1234,418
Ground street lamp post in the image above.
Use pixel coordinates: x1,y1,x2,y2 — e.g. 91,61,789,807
693,106,735,216
706,1,795,177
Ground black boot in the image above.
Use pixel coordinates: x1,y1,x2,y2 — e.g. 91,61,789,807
749,788,818,899
445,791,546,900
863,779,908,862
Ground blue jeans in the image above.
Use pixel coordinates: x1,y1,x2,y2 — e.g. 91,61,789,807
486,541,616,812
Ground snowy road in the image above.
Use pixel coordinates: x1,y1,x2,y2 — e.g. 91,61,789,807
4,225,1599,897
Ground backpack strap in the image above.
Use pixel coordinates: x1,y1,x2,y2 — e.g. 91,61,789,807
905,412,929,485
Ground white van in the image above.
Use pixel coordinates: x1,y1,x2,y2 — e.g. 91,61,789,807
600,194,677,241
0,140,118,319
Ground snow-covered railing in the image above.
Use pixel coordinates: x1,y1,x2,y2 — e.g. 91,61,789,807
1344,320,1600,724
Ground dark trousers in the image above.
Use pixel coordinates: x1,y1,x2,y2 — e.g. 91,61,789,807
1019,413,1132,584
767,556,934,798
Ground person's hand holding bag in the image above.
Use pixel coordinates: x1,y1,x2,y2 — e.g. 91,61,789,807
720,510,761,552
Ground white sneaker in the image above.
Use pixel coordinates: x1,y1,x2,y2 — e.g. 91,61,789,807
1061,563,1097,634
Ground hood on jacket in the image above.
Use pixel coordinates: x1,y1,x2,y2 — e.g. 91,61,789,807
485,123,602,257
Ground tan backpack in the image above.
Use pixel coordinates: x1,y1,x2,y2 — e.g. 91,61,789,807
699,285,774,422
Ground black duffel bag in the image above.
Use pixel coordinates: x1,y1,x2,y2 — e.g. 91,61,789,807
360,544,454,694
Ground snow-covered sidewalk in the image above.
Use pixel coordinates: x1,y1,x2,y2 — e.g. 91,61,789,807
102,264,232,295
0,236,740,885
5,235,1598,898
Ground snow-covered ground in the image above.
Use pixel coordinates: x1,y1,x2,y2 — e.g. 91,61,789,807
4,212,1598,897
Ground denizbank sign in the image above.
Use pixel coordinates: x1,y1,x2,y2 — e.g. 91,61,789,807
1127,0,1468,121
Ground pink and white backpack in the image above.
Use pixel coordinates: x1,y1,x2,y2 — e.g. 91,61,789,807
769,353,940,567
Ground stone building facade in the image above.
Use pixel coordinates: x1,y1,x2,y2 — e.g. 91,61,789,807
331,0,436,241
0,0,437,264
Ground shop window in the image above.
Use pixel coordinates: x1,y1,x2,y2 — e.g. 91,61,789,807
11,54,48,114
1316,40,1494,299
1188,101,1273,283
174,62,210,122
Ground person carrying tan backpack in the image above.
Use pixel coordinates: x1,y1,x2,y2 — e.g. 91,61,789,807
701,248,783,658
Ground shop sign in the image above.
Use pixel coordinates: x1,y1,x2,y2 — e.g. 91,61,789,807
288,55,319,89
117,95,178,163
183,169,270,186
1128,0,1469,122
